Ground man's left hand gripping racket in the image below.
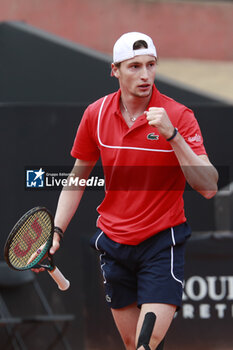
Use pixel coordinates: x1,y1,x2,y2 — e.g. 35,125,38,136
4,207,70,291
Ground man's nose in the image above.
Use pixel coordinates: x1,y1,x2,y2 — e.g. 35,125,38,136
141,66,149,80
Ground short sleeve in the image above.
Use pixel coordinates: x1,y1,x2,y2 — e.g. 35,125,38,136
71,106,100,161
178,108,207,156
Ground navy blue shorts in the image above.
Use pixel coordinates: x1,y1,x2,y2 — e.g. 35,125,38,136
90,223,191,309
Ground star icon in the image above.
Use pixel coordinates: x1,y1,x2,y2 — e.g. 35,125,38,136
34,168,45,181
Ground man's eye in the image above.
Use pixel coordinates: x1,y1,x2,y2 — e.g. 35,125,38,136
129,65,139,69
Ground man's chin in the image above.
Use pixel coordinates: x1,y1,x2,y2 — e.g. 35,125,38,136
134,90,152,98
135,85,153,97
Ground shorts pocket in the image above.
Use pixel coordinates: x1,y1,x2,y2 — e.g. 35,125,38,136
171,243,185,285
172,222,192,246
89,229,104,251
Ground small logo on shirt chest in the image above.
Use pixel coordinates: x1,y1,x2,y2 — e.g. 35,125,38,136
147,133,159,141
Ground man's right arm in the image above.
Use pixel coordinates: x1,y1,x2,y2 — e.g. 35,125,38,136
50,158,97,254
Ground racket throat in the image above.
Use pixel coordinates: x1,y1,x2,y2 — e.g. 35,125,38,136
35,254,55,271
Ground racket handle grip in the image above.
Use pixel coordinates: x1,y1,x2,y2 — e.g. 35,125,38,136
48,266,70,291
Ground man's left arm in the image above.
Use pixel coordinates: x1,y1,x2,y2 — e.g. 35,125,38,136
168,134,218,199
146,107,219,199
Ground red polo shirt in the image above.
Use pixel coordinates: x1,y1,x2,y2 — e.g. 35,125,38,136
71,85,206,244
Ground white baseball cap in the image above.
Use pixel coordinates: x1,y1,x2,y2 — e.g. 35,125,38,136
113,32,157,64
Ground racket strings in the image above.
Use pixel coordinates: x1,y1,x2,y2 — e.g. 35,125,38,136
8,211,52,268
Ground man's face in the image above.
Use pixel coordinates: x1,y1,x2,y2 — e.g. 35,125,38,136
112,55,157,98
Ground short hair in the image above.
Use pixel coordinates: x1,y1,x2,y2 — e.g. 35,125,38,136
133,40,148,50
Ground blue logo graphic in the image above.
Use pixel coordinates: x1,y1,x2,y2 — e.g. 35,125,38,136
26,168,45,188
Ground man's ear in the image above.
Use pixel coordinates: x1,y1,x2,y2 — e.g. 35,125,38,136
111,63,120,78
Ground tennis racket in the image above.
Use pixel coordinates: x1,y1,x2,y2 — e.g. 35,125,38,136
4,206,70,291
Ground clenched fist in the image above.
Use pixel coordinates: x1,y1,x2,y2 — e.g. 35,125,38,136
145,107,175,140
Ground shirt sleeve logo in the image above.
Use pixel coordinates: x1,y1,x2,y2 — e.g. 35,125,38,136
188,134,202,143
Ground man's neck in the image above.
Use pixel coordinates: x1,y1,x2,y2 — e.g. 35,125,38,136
120,92,152,118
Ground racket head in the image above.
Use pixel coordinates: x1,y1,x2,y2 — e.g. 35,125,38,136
4,207,54,271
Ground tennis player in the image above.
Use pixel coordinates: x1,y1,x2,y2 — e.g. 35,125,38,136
50,32,218,349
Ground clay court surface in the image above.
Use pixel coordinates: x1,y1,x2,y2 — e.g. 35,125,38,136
157,59,233,104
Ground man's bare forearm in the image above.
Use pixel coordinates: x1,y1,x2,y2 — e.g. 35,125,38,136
145,107,218,198
54,185,85,232
170,132,218,198
54,158,96,233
